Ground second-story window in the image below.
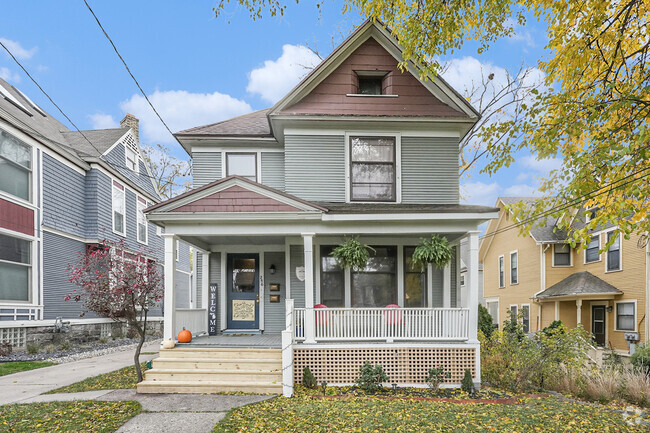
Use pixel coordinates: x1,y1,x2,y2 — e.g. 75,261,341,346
137,196,147,244
553,244,571,266
226,153,257,181
0,129,32,201
606,231,621,271
112,181,126,235
585,234,600,263
510,251,518,284
350,136,395,202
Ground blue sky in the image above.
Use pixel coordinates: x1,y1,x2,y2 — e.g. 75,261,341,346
1,1,559,207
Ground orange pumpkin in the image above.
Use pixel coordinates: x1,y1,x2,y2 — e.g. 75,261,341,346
177,327,192,343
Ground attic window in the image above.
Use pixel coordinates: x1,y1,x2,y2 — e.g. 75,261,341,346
359,77,383,95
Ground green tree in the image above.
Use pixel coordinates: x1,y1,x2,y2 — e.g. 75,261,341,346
478,304,494,338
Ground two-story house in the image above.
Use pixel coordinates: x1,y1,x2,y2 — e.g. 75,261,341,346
140,20,497,396
480,197,650,355
0,78,193,348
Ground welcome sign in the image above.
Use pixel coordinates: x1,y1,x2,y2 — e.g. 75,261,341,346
208,283,218,335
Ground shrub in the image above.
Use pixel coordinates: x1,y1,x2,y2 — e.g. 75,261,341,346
426,366,450,390
302,367,317,388
622,367,650,408
581,366,621,404
0,341,12,357
461,369,475,393
542,320,565,336
26,342,40,354
59,341,72,351
478,304,494,338
631,342,650,374
356,362,389,393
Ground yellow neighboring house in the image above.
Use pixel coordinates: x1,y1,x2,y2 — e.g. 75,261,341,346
480,197,650,355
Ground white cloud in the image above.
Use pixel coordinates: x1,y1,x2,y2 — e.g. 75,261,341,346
247,44,321,103
504,184,539,197
120,90,252,144
88,113,119,129
461,181,501,207
442,57,510,106
0,38,37,60
0,67,19,83
520,155,563,175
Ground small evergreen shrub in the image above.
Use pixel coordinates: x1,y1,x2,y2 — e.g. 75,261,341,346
26,342,40,354
631,342,650,375
542,320,565,336
461,369,475,394
356,362,389,393
0,341,12,357
302,366,317,388
478,304,494,338
426,366,450,390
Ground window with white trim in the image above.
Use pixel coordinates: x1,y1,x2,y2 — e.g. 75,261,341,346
137,196,148,244
125,147,139,173
585,234,600,263
0,129,32,201
521,304,530,333
606,231,621,271
510,305,518,324
510,251,518,284
553,244,571,266
320,245,344,307
0,233,31,302
112,181,126,235
486,300,499,326
351,246,397,307
616,302,635,331
226,153,257,181
498,255,505,288
350,136,396,202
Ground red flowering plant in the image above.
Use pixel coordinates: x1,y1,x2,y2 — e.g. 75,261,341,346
67,239,163,382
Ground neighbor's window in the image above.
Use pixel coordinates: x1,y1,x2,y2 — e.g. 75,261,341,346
112,180,126,235
585,234,600,263
125,147,138,172
606,231,621,271
350,136,396,202
521,305,530,333
137,196,148,244
553,244,571,266
351,246,397,307
510,305,518,324
510,252,518,284
486,301,499,327
358,76,383,95
226,153,257,181
498,256,505,288
320,246,344,307
404,246,427,308
0,233,31,302
0,129,32,201
616,302,635,331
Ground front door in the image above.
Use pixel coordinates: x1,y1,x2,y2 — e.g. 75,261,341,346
227,253,260,330
592,305,606,346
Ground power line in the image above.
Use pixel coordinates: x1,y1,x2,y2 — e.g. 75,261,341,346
82,0,181,147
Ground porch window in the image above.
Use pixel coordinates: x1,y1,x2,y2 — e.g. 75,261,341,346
349,136,395,202
137,196,147,244
0,233,31,302
112,181,125,235
585,234,600,263
553,244,571,266
521,305,530,333
320,246,344,307
510,251,518,284
498,255,504,288
0,129,32,201
616,302,635,331
606,231,621,271
351,246,397,307
226,153,257,181
404,246,427,308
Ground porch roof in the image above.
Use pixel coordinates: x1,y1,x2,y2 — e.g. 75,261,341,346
533,271,623,301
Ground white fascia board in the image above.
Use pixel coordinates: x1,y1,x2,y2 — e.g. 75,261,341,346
322,212,498,222
148,211,323,222
102,129,132,156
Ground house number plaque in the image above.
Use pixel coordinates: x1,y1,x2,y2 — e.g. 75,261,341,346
232,300,255,321
208,283,218,335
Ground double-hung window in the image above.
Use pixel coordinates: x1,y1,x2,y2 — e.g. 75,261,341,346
320,246,344,307
351,246,397,307
510,305,518,324
510,252,518,284
125,147,138,172
521,305,530,333
606,231,621,271
498,255,505,288
585,234,600,263
226,153,257,181
350,136,396,202
112,181,126,235
0,129,32,201
0,233,31,302
553,244,571,266
616,302,635,331
137,196,148,244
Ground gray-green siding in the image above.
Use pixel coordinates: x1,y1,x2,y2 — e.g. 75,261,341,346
193,152,222,188
261,152,285,191
263,251,286,332
431,267,444,307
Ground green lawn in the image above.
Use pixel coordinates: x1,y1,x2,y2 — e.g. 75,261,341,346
213,395,646,432
46,363,147,394
0,361,56,377
0,401,141,433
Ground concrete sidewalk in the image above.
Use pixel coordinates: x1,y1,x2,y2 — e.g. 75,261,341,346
0,341,159,405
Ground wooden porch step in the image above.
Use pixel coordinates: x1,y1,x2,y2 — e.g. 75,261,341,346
158,347,282,360
152,357,281,371
137,380,282,394
144,368,282,383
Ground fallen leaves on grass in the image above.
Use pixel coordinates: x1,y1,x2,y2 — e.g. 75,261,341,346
46,363,147,394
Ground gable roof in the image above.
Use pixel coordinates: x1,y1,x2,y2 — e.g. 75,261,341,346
61,128,130,157
176,108,272,137
533,271,622,300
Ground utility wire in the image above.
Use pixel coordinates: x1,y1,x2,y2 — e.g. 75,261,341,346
82,0,181,147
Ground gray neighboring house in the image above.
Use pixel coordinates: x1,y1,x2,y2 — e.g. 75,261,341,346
0,78,192,348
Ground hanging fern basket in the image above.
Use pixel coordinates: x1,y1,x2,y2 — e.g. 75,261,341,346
330,237,375,270
412,234,452,271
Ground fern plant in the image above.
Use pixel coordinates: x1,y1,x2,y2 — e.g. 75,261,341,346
412,234,452,271
331,237,375,270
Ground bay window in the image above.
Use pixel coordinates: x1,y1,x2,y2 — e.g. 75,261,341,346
0,233,31,301
350,136,395,202
137,196,147,244
112,181,126,235
0,129,32,201
606,231,621,271
404,246,427,308
351,246,397,307
320,246,344,307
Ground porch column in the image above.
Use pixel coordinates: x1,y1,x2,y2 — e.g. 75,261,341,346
163,234,177,341
201,251,210,331
467,231,480,343
302,233,316,344
576,299,583,325
442,264,451,308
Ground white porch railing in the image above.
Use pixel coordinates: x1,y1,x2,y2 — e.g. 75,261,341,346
293,307,470,342
175,308,207,336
